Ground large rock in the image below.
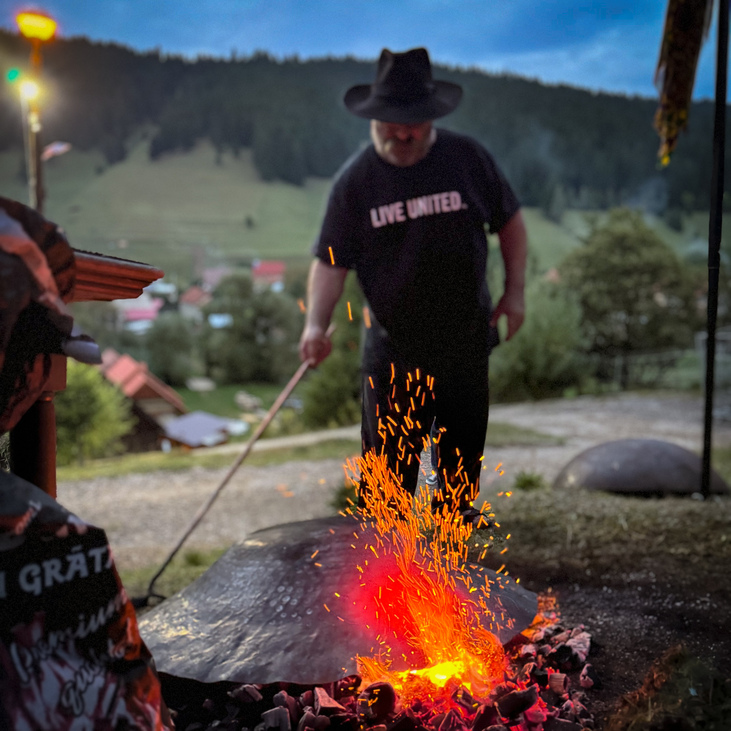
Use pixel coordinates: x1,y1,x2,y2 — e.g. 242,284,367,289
139,515,537,685
553,438,729,496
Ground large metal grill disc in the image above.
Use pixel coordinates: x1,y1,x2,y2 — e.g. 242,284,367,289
139,515,537,685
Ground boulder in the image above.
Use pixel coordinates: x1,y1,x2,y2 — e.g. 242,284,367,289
553,438,729,496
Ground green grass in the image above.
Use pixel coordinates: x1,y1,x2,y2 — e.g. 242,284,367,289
57,438,361,482
511,470,547,491
3,139,330,284
119,547,228,607
56,421,557,482
708,444,731,485
176,385,245,418
486,421,563,448
7,139,728,288
176,382,306,417
519,208,584,270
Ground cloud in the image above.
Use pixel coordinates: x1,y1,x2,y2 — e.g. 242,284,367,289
464,17,719,99
0,0,720,98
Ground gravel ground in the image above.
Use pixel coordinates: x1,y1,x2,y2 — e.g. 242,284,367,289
57,391,731,575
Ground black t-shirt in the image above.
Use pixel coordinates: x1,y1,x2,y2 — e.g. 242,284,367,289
314,129,520,371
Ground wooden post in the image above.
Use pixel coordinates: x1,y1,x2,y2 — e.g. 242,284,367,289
9,354,66,497
6,253,163,496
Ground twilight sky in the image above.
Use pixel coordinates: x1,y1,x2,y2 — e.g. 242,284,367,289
1,0,724,99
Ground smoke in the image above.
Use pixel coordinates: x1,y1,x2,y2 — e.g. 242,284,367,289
623,176,669,216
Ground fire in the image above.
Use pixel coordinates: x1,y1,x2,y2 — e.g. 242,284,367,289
342,442,507,703
410,659,466,685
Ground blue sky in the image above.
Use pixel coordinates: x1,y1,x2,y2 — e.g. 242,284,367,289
2,0,723,99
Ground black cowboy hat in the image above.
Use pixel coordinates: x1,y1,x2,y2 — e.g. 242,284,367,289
344,47,462,124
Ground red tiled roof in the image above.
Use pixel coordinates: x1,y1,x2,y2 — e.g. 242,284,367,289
252,260,285,277
100,349,186,413
124,306,162,322
180,285,212,306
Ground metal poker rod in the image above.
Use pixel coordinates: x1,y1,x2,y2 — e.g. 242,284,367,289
134,351,321,608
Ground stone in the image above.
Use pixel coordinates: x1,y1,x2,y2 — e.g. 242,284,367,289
553,439,729,496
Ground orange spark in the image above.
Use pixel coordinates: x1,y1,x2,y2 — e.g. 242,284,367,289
346,436,506,700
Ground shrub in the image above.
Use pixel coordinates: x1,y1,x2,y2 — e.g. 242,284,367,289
301,275,363,428
146,312,198,386
560,208,699,363
56,361,135,465
512,470,547,491
490,279,587,402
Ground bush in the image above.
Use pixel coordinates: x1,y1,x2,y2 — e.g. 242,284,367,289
301,275,363,428
264,408,307,438
201,272,303,384
560,208,700,366
490,279,587,402
146,312,198,386
512,470,547,491
56,361,135,465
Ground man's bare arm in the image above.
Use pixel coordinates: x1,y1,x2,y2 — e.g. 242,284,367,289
299,258,348,365
489,210,528,340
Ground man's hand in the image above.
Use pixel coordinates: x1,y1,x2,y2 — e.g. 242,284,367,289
489,289,525,341
492,210,528,341
299,324,333,367
298,259,347,367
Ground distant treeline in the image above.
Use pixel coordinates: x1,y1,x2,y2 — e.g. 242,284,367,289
1,29,726,211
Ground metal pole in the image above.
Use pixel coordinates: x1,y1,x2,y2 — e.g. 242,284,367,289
19,94,33,208
702,0,729,497
28,38,44,213
26,103,41,212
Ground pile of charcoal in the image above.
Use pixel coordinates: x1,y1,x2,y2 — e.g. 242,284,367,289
161,623,600,731
505,620,601,729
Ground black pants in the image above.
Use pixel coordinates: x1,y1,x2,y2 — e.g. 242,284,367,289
359,336,489,515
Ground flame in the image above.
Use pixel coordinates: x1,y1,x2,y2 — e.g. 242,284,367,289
345,437,507,701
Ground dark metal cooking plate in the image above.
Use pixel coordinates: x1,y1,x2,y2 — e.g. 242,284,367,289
139,515,537,685
553,438,729,496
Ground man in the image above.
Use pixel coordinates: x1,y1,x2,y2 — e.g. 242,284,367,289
299,48,527,522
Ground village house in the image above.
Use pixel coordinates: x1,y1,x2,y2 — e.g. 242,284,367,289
99,348,187,451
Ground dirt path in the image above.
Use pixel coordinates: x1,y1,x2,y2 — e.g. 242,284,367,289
480,390,731,488
57,391,731,573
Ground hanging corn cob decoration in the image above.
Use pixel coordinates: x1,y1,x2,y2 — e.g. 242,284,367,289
654,0,714,165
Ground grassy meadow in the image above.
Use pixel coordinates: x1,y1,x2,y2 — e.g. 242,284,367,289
0,138,330,283
2,137,727,287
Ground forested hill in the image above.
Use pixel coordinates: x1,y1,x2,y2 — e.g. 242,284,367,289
1,29,726,211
